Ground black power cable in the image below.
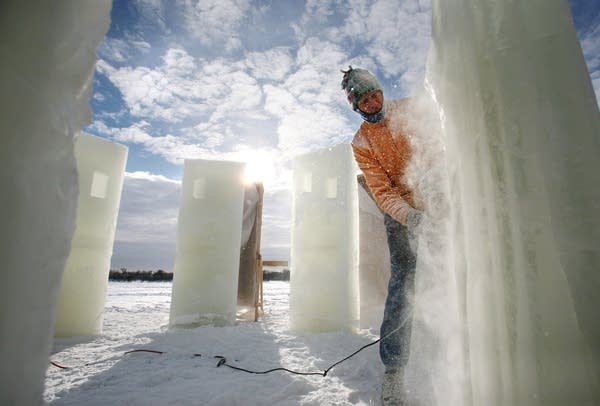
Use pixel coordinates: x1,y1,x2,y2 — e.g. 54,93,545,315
212,321,407,376
213,336,382,377
50,323,405,375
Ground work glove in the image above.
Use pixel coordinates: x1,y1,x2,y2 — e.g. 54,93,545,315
406,208,423,233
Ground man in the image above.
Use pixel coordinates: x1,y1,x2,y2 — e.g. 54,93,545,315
341,66,422,405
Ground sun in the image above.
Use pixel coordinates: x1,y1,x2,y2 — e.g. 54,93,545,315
237,149,277,185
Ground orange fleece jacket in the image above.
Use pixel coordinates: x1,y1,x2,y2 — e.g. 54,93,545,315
351,99,416,225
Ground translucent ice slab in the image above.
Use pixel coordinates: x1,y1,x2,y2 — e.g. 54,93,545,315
407,1,600,404
54,133,128,337
169,159,245,327
290,144,359,332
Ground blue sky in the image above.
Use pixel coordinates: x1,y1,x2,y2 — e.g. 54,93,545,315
87,0,600,271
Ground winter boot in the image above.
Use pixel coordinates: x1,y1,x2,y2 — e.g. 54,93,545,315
381,368,408,405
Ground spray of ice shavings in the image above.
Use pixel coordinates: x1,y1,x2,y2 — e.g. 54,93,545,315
387,83,467,406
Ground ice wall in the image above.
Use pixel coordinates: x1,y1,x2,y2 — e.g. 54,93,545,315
0,1,111,404
409,1,600,405
54,133,128,337
289,144,359,332
170,159,245,327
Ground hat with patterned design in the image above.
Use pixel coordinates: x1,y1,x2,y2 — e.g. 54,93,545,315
340,66,382,111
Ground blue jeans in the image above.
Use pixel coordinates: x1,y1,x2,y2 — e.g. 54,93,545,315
380,214,417,370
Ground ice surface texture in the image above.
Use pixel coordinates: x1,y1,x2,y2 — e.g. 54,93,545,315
406,0,600,405
357,180,389,330
0,1,111,404
170,159,246,327
290,144,360,332
54,134,128,337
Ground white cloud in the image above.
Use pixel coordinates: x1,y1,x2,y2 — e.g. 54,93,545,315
364,0,431,79
89,120,153,144
98,49,268,135
276,104,352,157
260,37,356,158
295,37,348,71
126,171,181,183
97,53,210,122
89,120,220,164
245,48,294,81
292,0,348,42
205,67,264,121
178,0,252,52
162,48,197,77
95,109,129,121
97,36,152,64
260,188,292,260
186,124,225,148
111,171,180,270
263,85,297,116
115,172,181,245
315,0,432,94
115,122,154,144
144,135,218,163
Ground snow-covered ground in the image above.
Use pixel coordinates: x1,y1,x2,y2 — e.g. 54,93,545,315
45,281,383,405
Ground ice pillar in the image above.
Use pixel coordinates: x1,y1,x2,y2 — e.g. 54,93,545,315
357,176,389,330
290,144,359,332
0,1,111,404
54,133,128,337
169,159,245,327
418,0,600,404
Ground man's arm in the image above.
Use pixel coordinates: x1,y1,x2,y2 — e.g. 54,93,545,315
352,143,415,225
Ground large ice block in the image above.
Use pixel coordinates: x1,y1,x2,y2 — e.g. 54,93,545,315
357,175,389,330
289,144,359,332
0,1,111,404
169,159,245,327
54,133,128,337
405,1,600,404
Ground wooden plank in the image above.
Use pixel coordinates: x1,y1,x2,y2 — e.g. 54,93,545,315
254,183,264,322
262,260,288,267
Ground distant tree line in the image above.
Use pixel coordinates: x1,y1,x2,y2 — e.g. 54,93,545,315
109,268,290,282
264,268,290,281
109,268,172,281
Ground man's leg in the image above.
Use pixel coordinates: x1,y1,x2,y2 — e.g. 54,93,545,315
380,214,417,405
380,214,417,369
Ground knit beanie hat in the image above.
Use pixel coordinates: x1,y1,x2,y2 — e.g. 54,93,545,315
341,66,382,111
341,66,386,123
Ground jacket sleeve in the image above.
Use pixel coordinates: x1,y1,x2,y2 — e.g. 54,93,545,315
352,143,414,225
